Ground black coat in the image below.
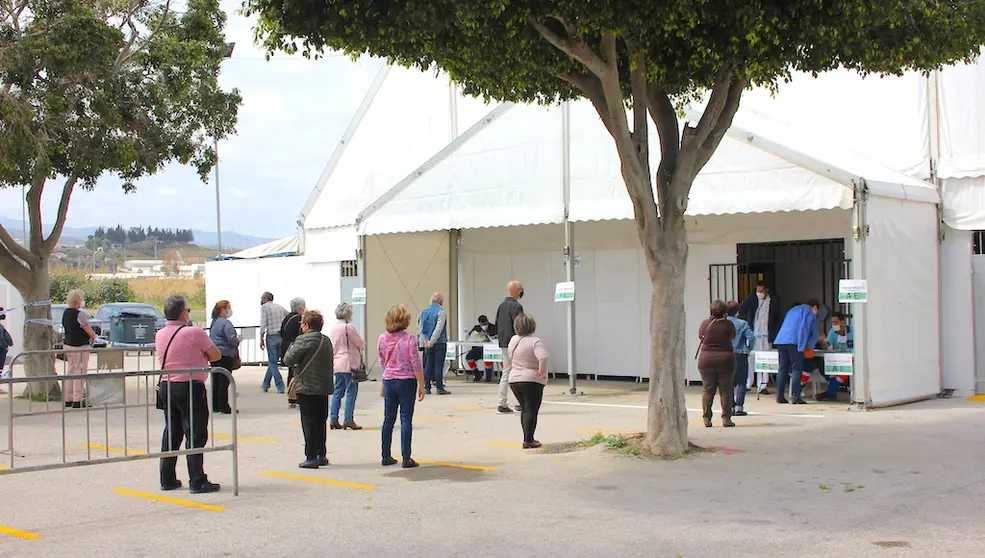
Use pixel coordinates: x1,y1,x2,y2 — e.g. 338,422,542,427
738,293,782,345
279,312,302,363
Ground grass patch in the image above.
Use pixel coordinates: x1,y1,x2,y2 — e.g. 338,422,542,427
581,433,645,457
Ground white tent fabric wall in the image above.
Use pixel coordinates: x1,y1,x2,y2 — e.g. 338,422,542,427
304,225,358,263
302,65,497,232
225,235,299,259
0,277,24,362
857,195,941,406
940,226,975,395
937,53,985,180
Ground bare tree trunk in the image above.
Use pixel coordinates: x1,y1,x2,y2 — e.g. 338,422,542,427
21,268,58,398
643,218,690,457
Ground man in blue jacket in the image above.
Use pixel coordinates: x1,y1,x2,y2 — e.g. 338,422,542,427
419,292,451,395
771,298,821,404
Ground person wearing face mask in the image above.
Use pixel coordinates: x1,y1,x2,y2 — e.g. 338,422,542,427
464,315,497,382
738,282,782,396
209,300,242,414
771,298,821,404
495,281,525,413
815,312,854,401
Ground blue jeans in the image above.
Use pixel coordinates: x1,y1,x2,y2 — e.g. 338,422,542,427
422,344,446,392
826,376,844,398
330,373,359,423
733,353,750,408
382,379,417,461
263,334,284,392
775,344,804,400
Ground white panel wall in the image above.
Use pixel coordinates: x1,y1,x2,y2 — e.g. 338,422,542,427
940,226,975,395
973,256,985,394
860,197,941,406
0,278,25,362
205,256,320,329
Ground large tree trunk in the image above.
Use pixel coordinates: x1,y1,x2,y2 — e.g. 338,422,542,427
643,218,690,457
20,267,59,398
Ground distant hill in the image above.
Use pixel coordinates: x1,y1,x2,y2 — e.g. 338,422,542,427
0,216,275,251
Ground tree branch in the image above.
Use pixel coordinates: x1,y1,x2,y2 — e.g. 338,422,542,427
681,68,734,154
600,31,618,67
692,77,746,175
555,71,613,133
0,220,38,268
25,173,45,255
530,17,608,77
42,173,80,257
0,231,33,292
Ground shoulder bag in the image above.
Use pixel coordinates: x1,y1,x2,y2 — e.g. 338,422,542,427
155,325,189,410
287,336,325,400
345,325,368,383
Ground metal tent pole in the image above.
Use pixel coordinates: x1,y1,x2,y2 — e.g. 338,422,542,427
561,101,577,395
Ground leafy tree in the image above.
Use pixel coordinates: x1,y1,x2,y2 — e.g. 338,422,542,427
0,0,241,388
249,1,985,456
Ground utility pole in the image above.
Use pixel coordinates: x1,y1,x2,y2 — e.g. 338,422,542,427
214,41,235,256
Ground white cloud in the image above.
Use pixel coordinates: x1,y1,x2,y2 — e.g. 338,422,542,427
0,0,383,241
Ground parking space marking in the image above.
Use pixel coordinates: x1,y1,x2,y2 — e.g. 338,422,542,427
966,395,985,402
86,444,147,455
112,488,226,512
543,400,825,419
0,524,41,540
260,471,375,490
416,459,497,471
210,433,277,444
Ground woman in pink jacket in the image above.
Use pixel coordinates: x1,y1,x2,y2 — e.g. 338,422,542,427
507,313,549,449
378,305,425,468
328,302,365,430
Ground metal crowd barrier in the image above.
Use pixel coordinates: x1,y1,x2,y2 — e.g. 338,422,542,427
0,352,238,495
204,325,263,365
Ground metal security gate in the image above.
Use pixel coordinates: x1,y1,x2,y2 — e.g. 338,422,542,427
339,259,364,336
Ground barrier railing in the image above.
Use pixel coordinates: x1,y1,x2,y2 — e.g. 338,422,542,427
204,325,263,365
0,356,238,495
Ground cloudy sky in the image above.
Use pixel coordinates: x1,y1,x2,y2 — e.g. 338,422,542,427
0,0,383,240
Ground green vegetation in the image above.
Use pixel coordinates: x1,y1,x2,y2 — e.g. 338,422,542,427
582,433,645,457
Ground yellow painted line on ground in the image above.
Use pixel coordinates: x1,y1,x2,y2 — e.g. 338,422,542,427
86,444,147,455
966,394,985,402
0,524,41,540
260,471,374,490
112,488,225,512
416,459,497,471
210,433,277,444
0,465,8,470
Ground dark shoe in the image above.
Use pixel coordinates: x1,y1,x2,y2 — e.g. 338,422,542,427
288,402,297,409
791,398,807,405
522,441,542,449
723,419,736,428
497,406,514,414
262,387,269,393
65,401,73,408
330,421,344,430
704,419,713,428
776,397,789,404
758,389,771,396
425,390,432,395
189,481,220,494
161,480,183,491
216,408,236,414
733,410,748,417
343,422,362,430
402,459,419,469
317,456,330,467
437,389,452,395
298,459,320,469
515,405,523,412
483,378,492,383
71,401,90,409
814,392,830,401
382,457,398,467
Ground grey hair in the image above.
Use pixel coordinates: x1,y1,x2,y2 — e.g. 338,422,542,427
261,291,274,302
431,292,444,304
164,295,189,320
66,289,85,308
514,313,537,336
290,297,306,313
335,302,353,321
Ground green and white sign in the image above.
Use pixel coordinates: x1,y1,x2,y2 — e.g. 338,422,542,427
823,352,854,376
554,281,575,302
445,342,457,361
483,344,503,363
754,351,779,373
838,279,868,303
351,287,366,305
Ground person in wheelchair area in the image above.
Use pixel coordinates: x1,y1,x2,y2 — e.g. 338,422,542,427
464,315,497,382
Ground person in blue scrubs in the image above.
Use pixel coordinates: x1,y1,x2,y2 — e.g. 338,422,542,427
815,312,854,401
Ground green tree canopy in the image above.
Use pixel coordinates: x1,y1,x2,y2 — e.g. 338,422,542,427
247,0,985,456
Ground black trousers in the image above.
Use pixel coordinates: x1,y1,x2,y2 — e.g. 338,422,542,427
297,393,329,460
159,381,209,486
210,355,234,412
509,382,545,443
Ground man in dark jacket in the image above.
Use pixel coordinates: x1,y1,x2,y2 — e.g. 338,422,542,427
738,282,781,395
494,280,524,414
280,297,306,409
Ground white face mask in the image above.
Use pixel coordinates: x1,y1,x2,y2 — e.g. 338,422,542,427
480,325,487,331
757,292,766,300
226,310,233,319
